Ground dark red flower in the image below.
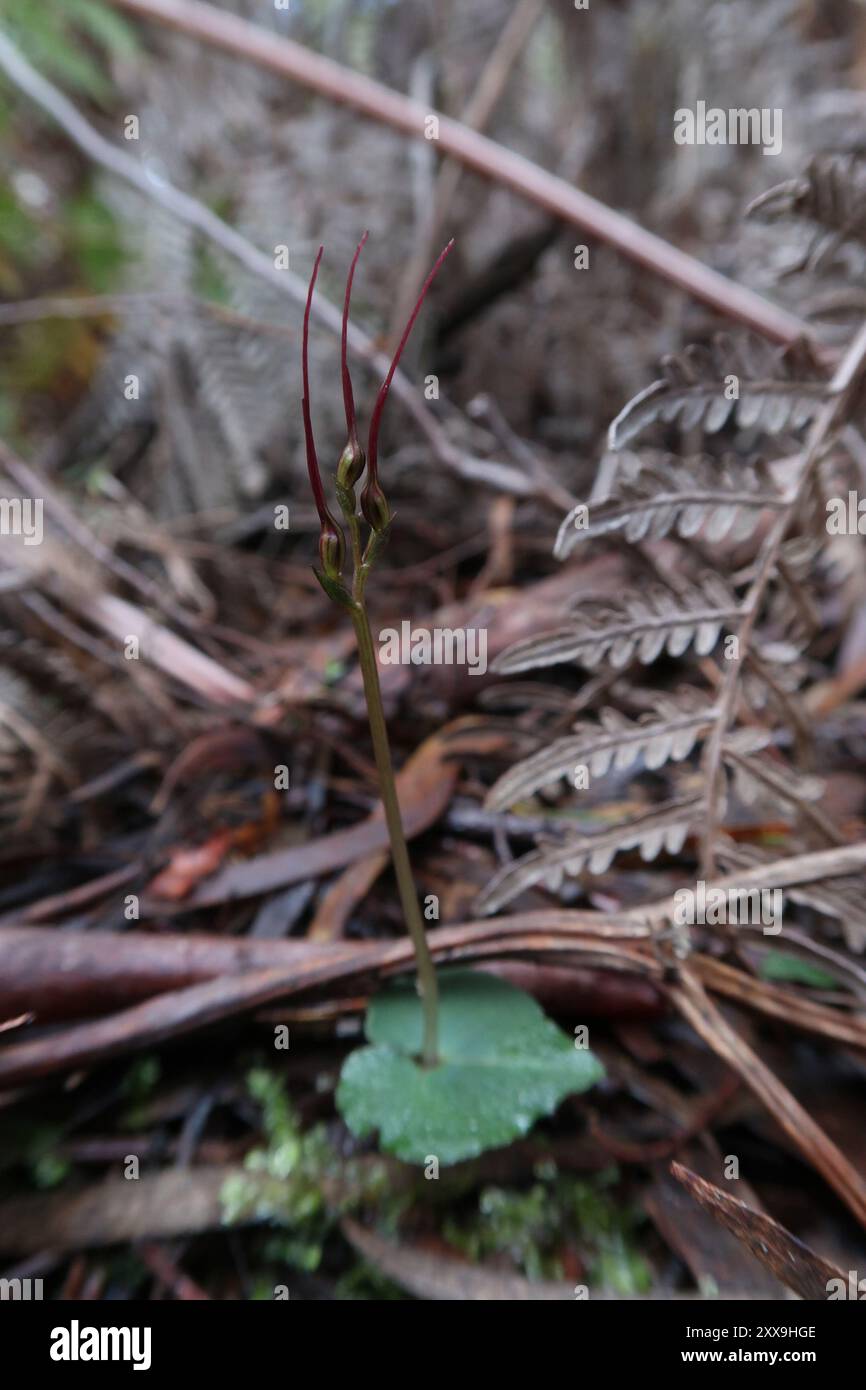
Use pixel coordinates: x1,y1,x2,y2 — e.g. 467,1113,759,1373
361,239,454,530
302,245,345,578
338,231,369,489
301,237,453,548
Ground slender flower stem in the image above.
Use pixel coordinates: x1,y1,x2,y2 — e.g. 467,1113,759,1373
300,236,447,1066
350,598,439,1065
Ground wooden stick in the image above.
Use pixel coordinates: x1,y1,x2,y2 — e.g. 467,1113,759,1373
671,971,866,1231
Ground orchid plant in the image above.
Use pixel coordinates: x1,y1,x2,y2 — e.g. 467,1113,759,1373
301,237,603,1164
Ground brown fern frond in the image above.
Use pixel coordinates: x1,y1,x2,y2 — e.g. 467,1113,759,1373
608,337,826,450
748,155,866,253
476,797,701,915
484,691,716,811
555,453,785,555
722,733,825,811
492,574,740,675
719,843,866,953
478,681,585,713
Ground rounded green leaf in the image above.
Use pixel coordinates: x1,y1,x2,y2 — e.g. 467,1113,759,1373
336,969,604,1165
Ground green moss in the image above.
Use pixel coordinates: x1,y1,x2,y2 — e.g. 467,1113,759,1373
221,1068,392,1274
118,1056,162,1129
224,1071,651,1296
444,1164,652,1292
0,1117,71,1191
66,191,125,292
31,1150,71,1190
335,1263,409,1300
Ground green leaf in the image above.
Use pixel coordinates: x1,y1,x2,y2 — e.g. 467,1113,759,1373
66,191,124,291
6,0,138,103
313,568,354,609
67,0,141,61
0,188,43,271
7,3,111,102
337,968,604,1165
759,951,838,990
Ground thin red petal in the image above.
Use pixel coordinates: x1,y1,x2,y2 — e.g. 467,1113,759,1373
342,231,369,451
302,245,327,520
366,239,454,485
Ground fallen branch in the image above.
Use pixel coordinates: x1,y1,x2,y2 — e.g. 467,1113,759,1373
693,954,866,1050
670,971,866,1232
0,1164,237,1256
0,923,655,1088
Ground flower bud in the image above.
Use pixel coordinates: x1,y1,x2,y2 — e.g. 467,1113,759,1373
318,513,346,579
337,439,365,489
360,479,391,533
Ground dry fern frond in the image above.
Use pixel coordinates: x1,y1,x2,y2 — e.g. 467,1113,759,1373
478,681,586,713
748,155,866,258
718,843,866,953
492,574,740,675
742,641,809,713
476,797,701,915
786,882,866,954
785,878,866,954
555,453,785,555
484,691,716,811
721,733,825,812
479,155,860,926
607,337,826,450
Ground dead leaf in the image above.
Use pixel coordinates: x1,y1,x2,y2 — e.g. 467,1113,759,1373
670,1161,845,1300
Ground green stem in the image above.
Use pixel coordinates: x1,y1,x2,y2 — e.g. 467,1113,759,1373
350,599,440,1066
337,483,364,584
